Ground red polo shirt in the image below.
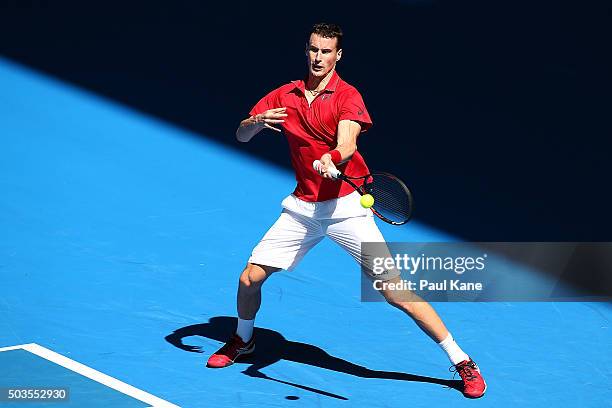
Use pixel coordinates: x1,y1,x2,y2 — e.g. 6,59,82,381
249,71,373,202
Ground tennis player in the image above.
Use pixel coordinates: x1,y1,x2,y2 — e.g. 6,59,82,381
207,23,486,398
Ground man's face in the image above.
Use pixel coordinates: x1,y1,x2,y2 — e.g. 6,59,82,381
306,33,342,78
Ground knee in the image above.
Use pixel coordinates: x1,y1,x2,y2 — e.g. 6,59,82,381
386,298,417,315
239,264,272,290
380,290,421,315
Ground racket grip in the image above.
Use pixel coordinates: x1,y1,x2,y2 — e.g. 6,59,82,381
312,160,341,179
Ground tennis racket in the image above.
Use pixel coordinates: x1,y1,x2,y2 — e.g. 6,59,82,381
313,160,414,225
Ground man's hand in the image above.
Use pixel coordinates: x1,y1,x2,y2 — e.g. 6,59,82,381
317,153,338,179
236,107,287,142
253,107,287,132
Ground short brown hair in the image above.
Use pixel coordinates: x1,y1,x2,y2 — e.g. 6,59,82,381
309,23,343,49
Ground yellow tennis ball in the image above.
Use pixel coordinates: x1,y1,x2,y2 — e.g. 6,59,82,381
360,194,374,208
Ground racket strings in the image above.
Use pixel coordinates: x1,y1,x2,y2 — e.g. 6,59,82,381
367,174,412,222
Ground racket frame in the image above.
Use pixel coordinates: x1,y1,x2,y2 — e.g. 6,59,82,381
338,172,413,225
313,159,413,225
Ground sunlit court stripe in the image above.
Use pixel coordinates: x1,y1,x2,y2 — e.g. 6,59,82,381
0,343,179,408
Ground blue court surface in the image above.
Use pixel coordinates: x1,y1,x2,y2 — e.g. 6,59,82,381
1,57,611,407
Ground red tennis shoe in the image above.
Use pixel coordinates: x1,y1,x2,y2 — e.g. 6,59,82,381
206,334,255,368
451,359,487,398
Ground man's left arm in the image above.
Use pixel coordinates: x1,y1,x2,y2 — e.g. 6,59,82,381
319,119,361,178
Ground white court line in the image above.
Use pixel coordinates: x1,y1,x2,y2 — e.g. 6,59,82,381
0,344,27,352
0,343,179,408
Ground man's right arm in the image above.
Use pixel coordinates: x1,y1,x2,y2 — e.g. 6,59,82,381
236,107,287,143
236,115,265,143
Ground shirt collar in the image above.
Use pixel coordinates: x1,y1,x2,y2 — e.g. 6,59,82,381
290,70,341,94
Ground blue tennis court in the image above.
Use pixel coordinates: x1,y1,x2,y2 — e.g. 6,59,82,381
1,57,611,407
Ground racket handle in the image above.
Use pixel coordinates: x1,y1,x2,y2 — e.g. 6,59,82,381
312,160,341,179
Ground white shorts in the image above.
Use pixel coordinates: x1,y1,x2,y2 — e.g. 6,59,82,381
248,193,400,280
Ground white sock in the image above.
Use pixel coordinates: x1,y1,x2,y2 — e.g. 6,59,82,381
438,332,469,365
236,318,254,343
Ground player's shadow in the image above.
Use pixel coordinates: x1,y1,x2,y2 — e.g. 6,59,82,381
165,316,463,400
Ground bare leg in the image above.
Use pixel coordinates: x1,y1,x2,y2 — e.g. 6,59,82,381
206,262,281,368
237,262,280,320
378,276,449,343
376,279,486,398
